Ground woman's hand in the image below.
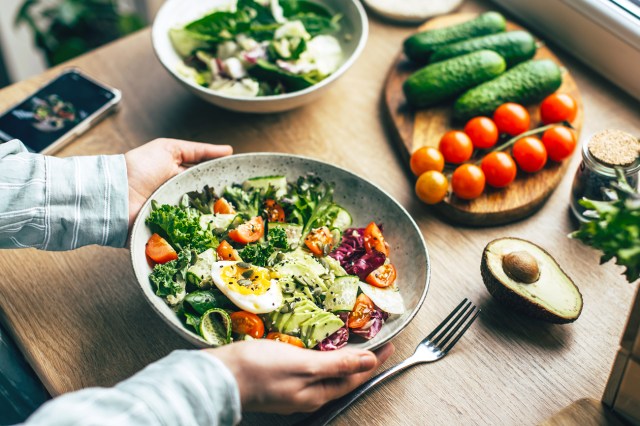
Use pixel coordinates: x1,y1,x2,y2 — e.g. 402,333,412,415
208,339,394,414
124,138,233,227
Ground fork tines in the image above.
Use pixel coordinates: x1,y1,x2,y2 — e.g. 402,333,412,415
425,298,480,354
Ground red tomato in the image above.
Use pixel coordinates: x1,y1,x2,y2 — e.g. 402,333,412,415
228,216,264,244
481,152,517,188
304,226,334,257
439,131,474,164
231,311,265,338
217,240,241,261
264,199,285,222
363,222,390,257
464,116,499,149
266,332,306,348
214,198,236,214
415,170,448,205
348,294,374,329
410,147,445,176
493,103,530,136
541,126,577,162
451,164,485,200
512,137,548,173
145,233,178,264
540,93,577,124
366,264,397,288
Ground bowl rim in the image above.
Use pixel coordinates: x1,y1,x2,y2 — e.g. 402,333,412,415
130,152,431,350
151,0,370,103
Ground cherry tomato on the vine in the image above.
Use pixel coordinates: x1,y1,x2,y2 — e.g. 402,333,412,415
481,152,517,188
464,116,499,149
512,136,547,173
493,103,530,136
415,170,448,205
439,131,473,164
540,93,577,124
451,164,485,200
541,126,577,162
410,146,445,176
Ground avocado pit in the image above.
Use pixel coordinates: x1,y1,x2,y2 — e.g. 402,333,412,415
502,250,539,284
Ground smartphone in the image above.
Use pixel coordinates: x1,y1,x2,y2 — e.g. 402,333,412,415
0,69,121,154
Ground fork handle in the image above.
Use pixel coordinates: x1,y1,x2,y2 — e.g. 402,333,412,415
297,354,422,426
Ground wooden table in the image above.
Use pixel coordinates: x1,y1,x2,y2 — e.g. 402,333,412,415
1,1,639,424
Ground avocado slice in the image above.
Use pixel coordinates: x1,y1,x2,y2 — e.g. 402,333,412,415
481,238,583,324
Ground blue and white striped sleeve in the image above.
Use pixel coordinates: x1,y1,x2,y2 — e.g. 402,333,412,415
24,350,243,426
0,139,128,250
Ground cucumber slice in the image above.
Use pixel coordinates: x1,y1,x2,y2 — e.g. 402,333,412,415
330,205,352,231
324,276,360,312
199,308,232,346
242,175,287,198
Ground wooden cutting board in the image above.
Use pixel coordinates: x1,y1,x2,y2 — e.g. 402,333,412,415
385,13,583,226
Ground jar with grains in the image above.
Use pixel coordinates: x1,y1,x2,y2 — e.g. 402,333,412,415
570,129,640,222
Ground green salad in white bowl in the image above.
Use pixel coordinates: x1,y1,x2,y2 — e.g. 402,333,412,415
152,0,368,112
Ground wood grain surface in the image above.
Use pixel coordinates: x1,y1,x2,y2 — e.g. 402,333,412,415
0,1,639,425
385,13,583,226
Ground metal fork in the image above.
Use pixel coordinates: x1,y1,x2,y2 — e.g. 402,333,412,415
299,298,480,426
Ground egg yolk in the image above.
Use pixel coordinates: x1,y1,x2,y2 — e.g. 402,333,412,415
220,264,272,295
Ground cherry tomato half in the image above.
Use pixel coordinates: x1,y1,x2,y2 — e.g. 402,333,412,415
512,136,548,173
439,131,474,164
540,93,577,124
266,332,306,348
493,103,530,136
363,222,390,257
228,216,264,244
451,164,486,200
481,152,517,188
264,199,285,222
231,311,265,338
415,170,448,205
348,293,374,329
145,233,178,264
366,264,397,288
541,126,577,162
410,146,445,176
214,197,236,214
304,226,334,257
464,116,499,149
217,240,241,261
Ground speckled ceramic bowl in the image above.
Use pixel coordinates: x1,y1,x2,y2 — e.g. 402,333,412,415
130,153,430,350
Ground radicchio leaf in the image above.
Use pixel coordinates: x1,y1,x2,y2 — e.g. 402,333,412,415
318,313,349,351
330,227,386,280
351,307,388,340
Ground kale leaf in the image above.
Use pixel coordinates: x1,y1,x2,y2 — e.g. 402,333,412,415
239,226,290,266
146,201,217,253
572,171,640,283
149,248,193,298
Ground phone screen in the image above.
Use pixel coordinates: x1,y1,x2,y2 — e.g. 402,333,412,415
0,70,118,152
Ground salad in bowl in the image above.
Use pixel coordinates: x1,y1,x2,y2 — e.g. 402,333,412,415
143,174,405,350
169,0,345,97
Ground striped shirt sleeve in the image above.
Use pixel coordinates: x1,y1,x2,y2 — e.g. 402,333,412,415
23,350,243,426
0,140,128,250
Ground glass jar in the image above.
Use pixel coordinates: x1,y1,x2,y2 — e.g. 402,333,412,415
570,141,640,222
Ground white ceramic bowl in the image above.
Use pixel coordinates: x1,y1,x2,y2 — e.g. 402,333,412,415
151,0,368,113
130,153,430,351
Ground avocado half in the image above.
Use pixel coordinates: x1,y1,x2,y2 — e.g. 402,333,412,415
481,238,583,324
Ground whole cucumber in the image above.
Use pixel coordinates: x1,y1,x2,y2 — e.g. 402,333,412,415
453,59,563,121
404,12,506,63
403,50,506,108
430,31,537,67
